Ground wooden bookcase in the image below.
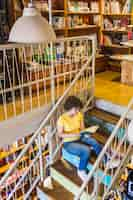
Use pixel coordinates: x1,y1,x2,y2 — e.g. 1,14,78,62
0,0,14,42
100,0,133,53
2,1,133,197
13,0,102,39
0,131,48,200
13,1,133,52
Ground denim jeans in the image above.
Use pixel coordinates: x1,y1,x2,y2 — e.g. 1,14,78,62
63,141,90,170
80,132,102,156
63,132,102,170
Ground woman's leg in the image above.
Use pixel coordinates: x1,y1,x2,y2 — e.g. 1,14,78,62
80,134,102,156
63,142,90,170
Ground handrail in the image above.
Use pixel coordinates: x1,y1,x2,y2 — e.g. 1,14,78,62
0,35,96,50
0,35,96,200
74,97,133,200
0,55,93,187
0,34,96,122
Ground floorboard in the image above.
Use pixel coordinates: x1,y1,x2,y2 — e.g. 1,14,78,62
1,70,133,122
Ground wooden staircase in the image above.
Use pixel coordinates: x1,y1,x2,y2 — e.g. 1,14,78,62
88,108,119,125
36,107,128,200
37,160,94,200
37,179,74,200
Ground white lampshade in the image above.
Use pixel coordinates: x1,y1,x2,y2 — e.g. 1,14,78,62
9,5,56,43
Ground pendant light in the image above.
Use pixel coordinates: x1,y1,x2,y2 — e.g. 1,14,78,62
9,0,56,43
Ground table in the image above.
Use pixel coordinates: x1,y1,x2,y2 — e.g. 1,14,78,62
110,54,133,85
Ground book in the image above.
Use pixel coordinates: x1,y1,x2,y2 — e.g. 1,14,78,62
110,0,120,14
80,125,99,134
90,1,99,12
122,0,131,14
103,0,110,14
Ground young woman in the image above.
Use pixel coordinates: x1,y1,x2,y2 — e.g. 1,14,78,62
57,96,102,181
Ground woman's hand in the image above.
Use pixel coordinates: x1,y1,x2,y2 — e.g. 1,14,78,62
57,124,79,139
60,133,79,138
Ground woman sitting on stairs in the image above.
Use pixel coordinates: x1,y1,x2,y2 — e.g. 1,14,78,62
57,96,102,182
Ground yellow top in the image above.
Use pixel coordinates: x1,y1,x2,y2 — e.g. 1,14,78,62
57,112,83,143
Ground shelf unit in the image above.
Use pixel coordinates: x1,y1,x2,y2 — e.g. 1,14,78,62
0,129,48,199
1,0,133,198
100,0,133,52
13,0,101,39
0,0,14,42
13,1,133,50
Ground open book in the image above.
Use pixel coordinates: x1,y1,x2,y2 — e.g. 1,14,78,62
80,125,99,134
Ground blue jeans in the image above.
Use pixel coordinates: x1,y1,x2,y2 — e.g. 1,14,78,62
80,132,102,156
63,132,102,170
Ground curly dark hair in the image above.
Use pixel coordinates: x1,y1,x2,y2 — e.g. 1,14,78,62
64,96,83,111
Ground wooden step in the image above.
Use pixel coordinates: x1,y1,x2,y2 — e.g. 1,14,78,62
92,131,109,145
95,99,133,120
37,180,74,200
51,160,94,199
87,108,126,155
88,108,119,125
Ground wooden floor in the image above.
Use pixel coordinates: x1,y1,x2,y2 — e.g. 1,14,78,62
0,78,87,121
95,71,133,107
1,70,133,121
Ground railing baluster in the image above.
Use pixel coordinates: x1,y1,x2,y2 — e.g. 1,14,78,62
0,36,95,200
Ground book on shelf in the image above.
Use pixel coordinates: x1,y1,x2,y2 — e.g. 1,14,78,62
52,16,65,29
67,15,87,28
68,0,99,13
34,0,48,11
122,0,131,14
102,33,130,46
103,16,130,30
90,1,99,12
68,0,89,12
103,35,112,46
103,0,133,14
110,0,120,14
67,14,99,28
93,15,100,25
103,0,110,14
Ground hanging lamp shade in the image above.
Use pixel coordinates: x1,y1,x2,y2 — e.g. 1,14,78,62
9,5,56,43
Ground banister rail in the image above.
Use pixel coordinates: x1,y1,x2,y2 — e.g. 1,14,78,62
0,35,96,200
74,97,133,200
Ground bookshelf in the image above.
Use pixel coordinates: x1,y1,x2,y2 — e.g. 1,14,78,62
101,0,133,51
12,1,133,51
13,0,101,38
0,129,48,199
65,0,101,38
0,0,14,42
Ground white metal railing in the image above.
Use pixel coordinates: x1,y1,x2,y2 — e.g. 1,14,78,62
0,35,96,200
0,36,95,121
74,98,133,200
104,150,133,200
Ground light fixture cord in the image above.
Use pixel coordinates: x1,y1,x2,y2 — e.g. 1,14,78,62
29,0,34,8
30,0,33,5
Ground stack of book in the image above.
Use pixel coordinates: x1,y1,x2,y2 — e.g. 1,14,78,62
68,0,89,12
52,16,65,29
34,0,48,11
103,0,133,14
67,15,91,28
